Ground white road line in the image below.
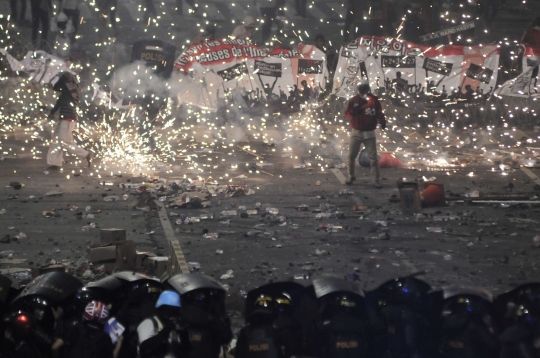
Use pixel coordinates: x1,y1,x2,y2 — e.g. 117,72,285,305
521,167,540,185
157,203,189,274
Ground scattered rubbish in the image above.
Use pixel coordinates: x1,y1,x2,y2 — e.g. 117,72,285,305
246,210,258,215
315,249,331,256
221,210,238,217
421,182,446,207
123,194,129,200
426,227,445,233
293,164,306,169
45,190,63,196
465,190,480,198
344,273,360,281
397,180,422,215
315,213,334,220
296,205,309,211
379,153,404,168
13,233,26,240
444,255,453,261
255,162,274,167
103,196,120,202
377,232,390,240
316,181,321,186
11,271,32,281
200,213,214,220
532,235,540,248
266,207,279,215
220,270,234,279
375,221,388,227
294,273,310,280
9,182,24,190
85,206,91,211
353,205,368,211
216,249,223,254
203,233,219,240
219,219,231,225
433,216,460,221
188,262,201,271
0,209,5,215
0,250,15,258
339,189,354,196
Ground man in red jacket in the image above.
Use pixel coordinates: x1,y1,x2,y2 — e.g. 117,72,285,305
344,79,386,187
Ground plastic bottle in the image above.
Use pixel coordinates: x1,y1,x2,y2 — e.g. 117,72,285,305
200,213,214,220
426,227,444,233
315,213,333,220
0,250,15,258
203,233,219,240
221,210,238,216
266,208,279,215
103,196,119,202
246,210,258,215
11,271,32,281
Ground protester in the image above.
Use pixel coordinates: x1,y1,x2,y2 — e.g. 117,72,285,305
342,0,363,42
392,71,409,92
95,0,118,39
344,79,386,187
260,0,286,44
192,24,216,44
294,0,307,18
60,301,123,358
62,0,82,41
175,0,197,15
30,0,52,49
143,0,157,24
521,17,540,48
137,290,191,358
231,16,255,40
314,34,337,75
47,70,92,170
52,11,74,59
400,4,425,44
9,0,29,26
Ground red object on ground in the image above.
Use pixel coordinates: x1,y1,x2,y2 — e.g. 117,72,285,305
379,153,403,168
421,182,446,207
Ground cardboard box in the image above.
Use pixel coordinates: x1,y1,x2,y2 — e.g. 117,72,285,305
89,240,136,272
100,228,127,244
144,256,169,278
89,246,116,263
136,251,156,269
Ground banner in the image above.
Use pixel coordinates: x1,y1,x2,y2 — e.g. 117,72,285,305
0,49,74,85
333,36,499,109
419,21,476,42
173,39,328,112
495,45,540,98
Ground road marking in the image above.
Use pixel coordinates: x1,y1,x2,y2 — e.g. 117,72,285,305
401,259,419,273
157,204,189,274
331,167,347,184
521,167,540,185
331,168,364,206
